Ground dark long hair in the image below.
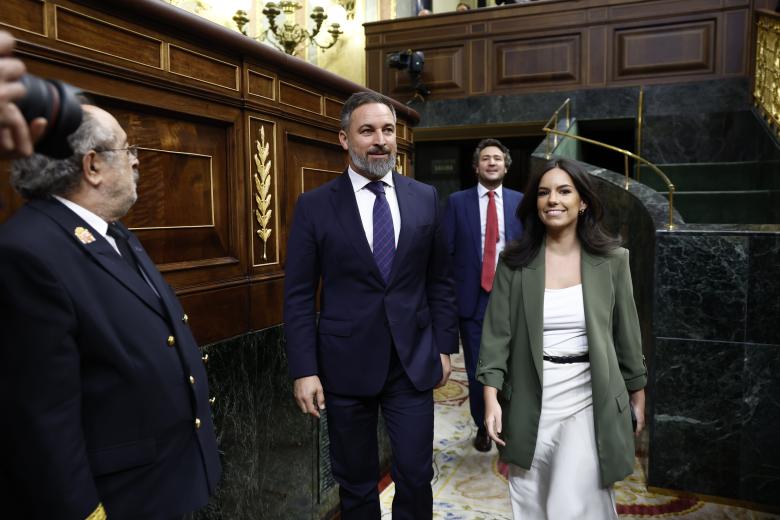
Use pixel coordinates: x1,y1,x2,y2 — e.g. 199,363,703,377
502,158,621,269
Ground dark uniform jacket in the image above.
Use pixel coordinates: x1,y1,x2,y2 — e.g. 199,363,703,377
0,198,221,519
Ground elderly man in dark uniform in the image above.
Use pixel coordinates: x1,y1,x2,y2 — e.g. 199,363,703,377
0,104,221,520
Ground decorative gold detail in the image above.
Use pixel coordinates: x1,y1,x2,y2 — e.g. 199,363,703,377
85,503,107,520
542,98,676,230
254,126,273,260
395,155,404,175
755,14,780,139
74,226,95,244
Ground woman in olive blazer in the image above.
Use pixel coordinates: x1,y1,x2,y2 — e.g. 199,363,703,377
477,158,647,517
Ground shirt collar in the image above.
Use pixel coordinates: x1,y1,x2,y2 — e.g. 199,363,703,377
52,195,110,237
348,166,394,193
477,183,502,199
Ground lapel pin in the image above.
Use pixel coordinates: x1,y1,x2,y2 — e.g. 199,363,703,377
74,226,96,244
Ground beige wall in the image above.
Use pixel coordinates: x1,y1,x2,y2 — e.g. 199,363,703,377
167,0,411,87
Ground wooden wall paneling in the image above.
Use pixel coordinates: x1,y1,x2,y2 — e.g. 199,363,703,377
279,81,324,118
168,44,240,92
493,33,581,89
588,25,607,86
1,0,421,343
383,24,469,46
389,45,466,98
367,49,383,93
247,68,277,102
0,0,47,36
53,4,163,70
249,277,285,331
488,9,588,35
612,18,716,81
112,104,245,285
396,121,408,142
179,283,251,345
364,0,753,99
324,97,343,122
606,0,722,22
282,127,344,228
723,8,749,74
469,39,487,95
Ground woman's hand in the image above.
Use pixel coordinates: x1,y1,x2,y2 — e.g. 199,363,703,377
483,386,506,447
630,388,646,436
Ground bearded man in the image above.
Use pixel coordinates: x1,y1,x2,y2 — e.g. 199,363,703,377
283,91,458,519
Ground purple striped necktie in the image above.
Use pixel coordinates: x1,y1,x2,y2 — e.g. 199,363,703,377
365,180,395,283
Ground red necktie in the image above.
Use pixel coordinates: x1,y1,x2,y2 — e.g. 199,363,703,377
481,190,498,292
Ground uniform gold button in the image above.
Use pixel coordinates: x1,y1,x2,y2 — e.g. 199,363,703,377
182,314,189,324
209,397,216,406
167,336,175,347
189,375,195,385
202,354,209,364
195,418,201,429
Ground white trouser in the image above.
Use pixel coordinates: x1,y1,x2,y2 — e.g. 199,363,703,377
508,362,618,520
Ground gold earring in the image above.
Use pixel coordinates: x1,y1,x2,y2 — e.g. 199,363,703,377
578,208,585,215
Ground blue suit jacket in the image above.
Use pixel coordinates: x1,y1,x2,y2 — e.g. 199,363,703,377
444,185,523,319
283,171,459,395
0,198,220,520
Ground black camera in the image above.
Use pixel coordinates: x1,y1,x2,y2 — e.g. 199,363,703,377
387,50,425,74
386,49,430,103
14,74,84,159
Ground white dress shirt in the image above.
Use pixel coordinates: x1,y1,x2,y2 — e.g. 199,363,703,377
348,167,401,251
53,195,159,295
478,183,506,268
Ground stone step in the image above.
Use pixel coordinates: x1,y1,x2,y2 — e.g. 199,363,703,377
639,161,780,192
654,190,780,224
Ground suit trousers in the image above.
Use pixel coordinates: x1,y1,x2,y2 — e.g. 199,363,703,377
458,290,490,429
325,347,434,520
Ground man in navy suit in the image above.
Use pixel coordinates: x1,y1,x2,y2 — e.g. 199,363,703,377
284,92,458,519
0,104,220,519
444,138,523,452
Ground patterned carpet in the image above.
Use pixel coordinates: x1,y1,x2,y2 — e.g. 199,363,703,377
379,354,778,519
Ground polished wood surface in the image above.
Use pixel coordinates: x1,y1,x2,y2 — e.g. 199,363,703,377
0,0,418,344
366,0,753,100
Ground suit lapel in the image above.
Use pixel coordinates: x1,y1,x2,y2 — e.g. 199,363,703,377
30,198,166,319
522,246,545,384
582,249,610,401
466,186,481,264
503,190,521,242
330,172,384,284
387,172,415,284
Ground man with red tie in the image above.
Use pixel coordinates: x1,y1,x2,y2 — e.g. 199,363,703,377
444,139,523,452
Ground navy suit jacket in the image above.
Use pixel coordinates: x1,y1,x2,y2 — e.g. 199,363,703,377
0,198,220,520
283,171,459,396
444,185,523,319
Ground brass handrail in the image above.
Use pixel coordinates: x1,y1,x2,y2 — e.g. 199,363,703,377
542,98,676,230
635,86,644,181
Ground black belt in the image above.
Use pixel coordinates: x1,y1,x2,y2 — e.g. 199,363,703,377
543,353,589,364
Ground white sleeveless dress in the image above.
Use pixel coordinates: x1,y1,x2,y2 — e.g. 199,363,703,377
507,284,618,520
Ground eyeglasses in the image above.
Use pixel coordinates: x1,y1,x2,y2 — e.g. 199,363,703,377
97,145,138,158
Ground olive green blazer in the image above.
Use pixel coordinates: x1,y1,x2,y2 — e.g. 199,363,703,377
476,245,647,487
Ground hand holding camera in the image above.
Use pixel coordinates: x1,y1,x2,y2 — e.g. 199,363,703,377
0,31,47,159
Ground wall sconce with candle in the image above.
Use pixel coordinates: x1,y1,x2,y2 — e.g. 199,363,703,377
234,1,343,56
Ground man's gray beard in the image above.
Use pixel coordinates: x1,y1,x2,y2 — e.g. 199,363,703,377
349,148,396,180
